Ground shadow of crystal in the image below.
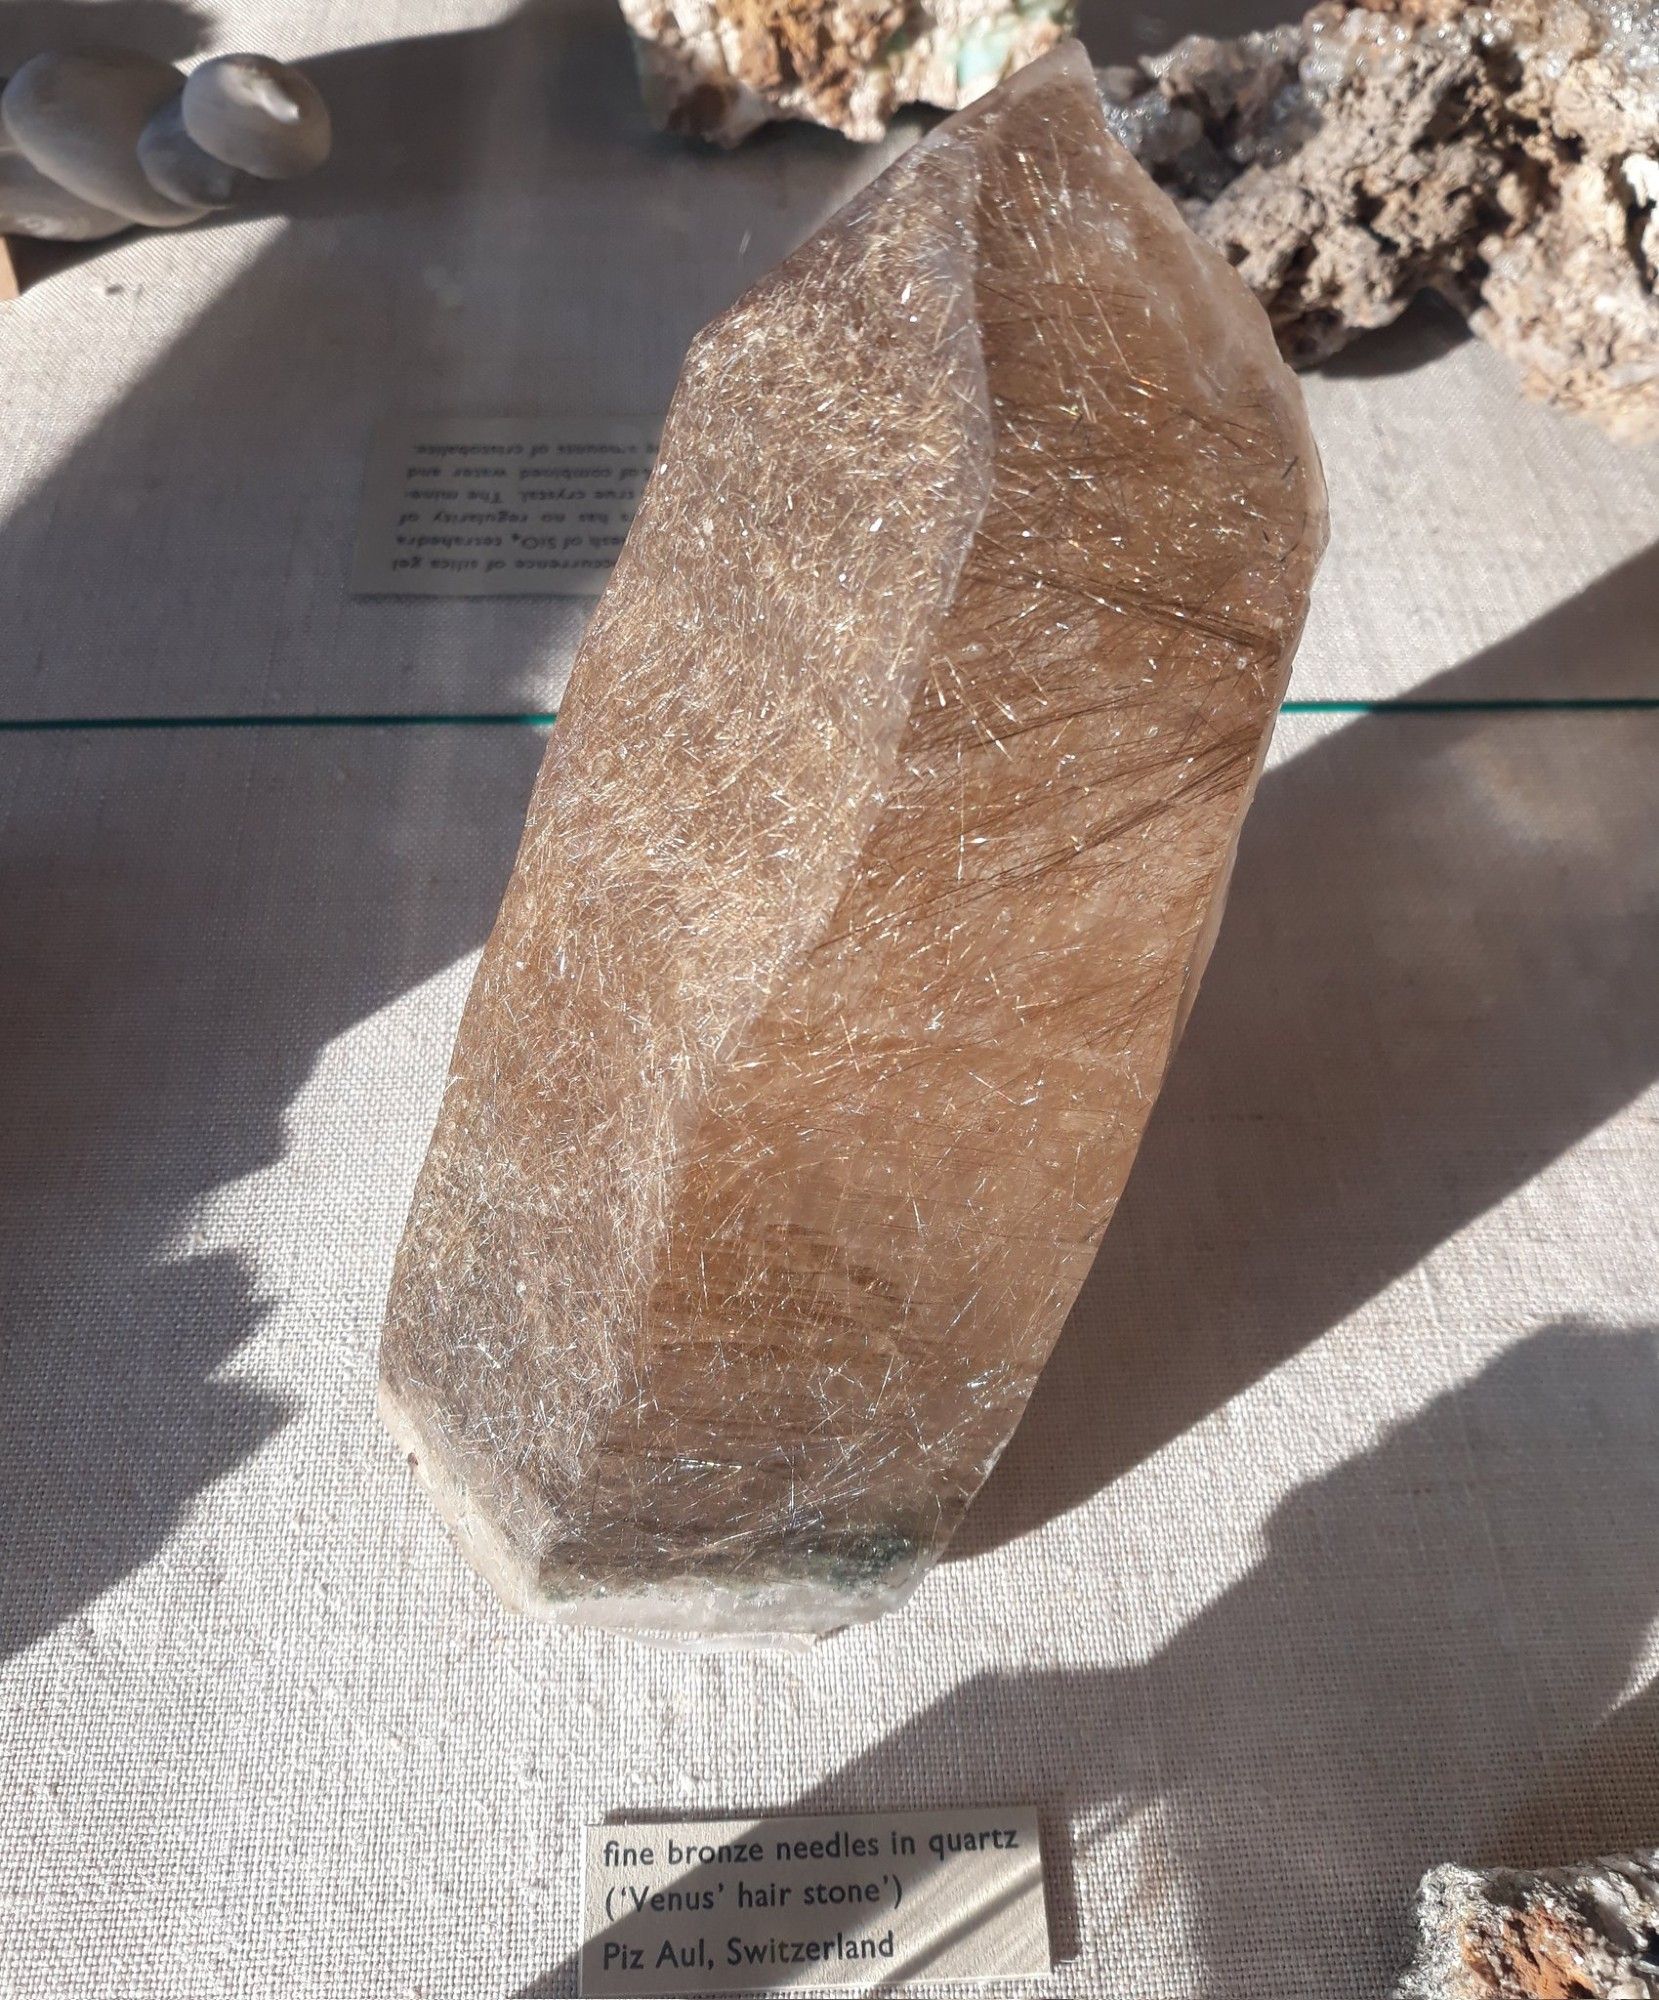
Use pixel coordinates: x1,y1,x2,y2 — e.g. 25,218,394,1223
957,541,1659,1562
517,1321,1659,1999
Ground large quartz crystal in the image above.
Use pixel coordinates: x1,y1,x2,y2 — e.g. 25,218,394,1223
380,41,1326,1638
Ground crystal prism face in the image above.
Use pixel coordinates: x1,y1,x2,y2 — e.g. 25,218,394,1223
380,41,1326,1638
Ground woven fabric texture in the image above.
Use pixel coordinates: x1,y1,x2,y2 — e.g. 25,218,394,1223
2,1,1658,1996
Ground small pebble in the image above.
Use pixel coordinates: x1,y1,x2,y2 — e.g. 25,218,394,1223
2,49,205,228
138,95,246,208
0,149,130,239
181,54,330,180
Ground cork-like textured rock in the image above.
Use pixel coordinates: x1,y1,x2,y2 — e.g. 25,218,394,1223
1103,0,1659,440
380,41,1326,1638
617,0,1075,143
1396,1853,1659,2000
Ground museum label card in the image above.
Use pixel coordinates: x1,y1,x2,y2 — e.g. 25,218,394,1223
352,416,659,596
581,1807,1049,1995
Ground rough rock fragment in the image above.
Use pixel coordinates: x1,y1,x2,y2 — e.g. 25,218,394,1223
1103,0,1659,439
380,41,1325,1638
616,0,1075,144
1395,1852,1659,2000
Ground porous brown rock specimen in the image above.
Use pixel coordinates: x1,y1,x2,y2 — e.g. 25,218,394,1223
615,0,1074,143
1395,1852,1659,2000
1103,0,1659,440
380,41,1325,1638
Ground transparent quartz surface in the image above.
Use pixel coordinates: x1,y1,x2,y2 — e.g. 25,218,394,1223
380,40,1327,1638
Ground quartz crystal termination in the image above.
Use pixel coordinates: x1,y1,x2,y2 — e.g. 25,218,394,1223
1395,1853,1659,2000
380,40,1326,1638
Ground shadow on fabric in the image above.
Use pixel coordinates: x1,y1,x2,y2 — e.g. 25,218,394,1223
955,541,1659,1562
0,0,649,1662
517,1323,1659,1999
0,0,912,1663
1075,0,1302,60
0,1,209,68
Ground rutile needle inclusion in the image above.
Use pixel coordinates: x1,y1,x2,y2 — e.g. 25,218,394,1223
380,40,1327,1639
